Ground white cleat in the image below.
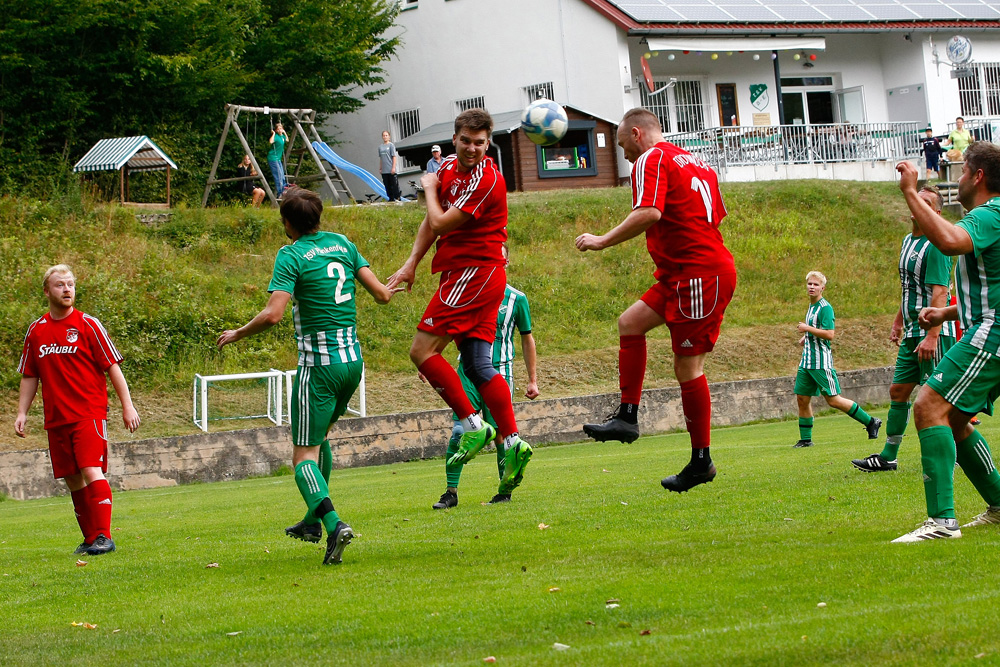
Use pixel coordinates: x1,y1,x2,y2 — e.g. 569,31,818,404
962,506,1000,528
892,518,962,543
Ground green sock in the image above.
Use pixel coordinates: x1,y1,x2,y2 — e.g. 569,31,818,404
956,430,1000,507
445,426,463,489
917,425,957,519
295,460,340,532
881,401,911,460
798,417,813,441
301,439,334,525
847,402,873,427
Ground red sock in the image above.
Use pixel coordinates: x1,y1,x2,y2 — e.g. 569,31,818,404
479,375,518,438
619,335,647,404
85,479,113,543
71,489,91,542
680,375,712,450
418,354,475,418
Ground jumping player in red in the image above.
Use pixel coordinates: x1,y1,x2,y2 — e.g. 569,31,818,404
576,108,737,492
387,108,533,495
15,265,141,555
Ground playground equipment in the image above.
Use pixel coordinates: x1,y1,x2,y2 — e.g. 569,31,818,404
202,104,355,207
311,141,388,201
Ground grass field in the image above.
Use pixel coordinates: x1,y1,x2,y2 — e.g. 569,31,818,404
4,412,1000,665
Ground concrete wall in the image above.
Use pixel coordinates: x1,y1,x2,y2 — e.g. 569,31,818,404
0,367,892,501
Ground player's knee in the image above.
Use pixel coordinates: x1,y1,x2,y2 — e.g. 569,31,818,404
458,338,498,387
888,383,912,403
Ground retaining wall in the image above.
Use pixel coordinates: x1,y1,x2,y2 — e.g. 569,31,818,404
0,367,893,500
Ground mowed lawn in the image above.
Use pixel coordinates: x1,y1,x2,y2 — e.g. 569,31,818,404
3,413,1000,665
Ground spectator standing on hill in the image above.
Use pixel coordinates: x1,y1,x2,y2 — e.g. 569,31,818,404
431,244,539,510
575,108,737,493
792,271,882,448
217,187,400,564
15,265,141,557
942,117,973,155
379,130,401,201
236,154,266,207
921,128,942,179
386,108,535,501
852,186,955,472
426,145,444,174
267,123,288,197
891,145,1000,542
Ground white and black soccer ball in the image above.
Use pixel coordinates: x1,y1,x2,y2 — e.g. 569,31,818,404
521,99,569,147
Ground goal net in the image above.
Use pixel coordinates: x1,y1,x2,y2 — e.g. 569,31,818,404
193,370,284,432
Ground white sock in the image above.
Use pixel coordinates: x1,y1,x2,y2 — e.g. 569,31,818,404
503,433,520,452
460,413,482,433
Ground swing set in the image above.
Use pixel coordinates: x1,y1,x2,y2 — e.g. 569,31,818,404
201,104,355,208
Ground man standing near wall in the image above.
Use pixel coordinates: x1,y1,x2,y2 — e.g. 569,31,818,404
15,265,141,556
379,131,401,202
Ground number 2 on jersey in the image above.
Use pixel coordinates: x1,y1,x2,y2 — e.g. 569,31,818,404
690,177,714,225
327,262,353,304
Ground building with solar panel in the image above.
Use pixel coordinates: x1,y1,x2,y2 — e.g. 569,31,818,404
325,0,1000,189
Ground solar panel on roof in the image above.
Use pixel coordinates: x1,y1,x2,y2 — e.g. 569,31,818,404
864,5,920,19
713,0,766,6
621,5,685,20
904,3,963,19
718,5,783,20
947,4,1000,18
672,5,739,20
609,0,996,22
818,5,876,18
772,5,830,19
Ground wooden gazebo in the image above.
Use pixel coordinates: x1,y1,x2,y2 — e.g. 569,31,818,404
73,136,177,208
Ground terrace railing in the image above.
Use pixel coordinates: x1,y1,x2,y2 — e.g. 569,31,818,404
663,121,922,173
946,117,1000,145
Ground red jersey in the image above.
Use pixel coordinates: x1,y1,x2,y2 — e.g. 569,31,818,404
430,155,507,274
17,309,124,429
633,141,735,283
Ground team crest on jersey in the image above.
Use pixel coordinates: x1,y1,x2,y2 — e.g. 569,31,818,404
66,328,79,343
451,183,460,196
908,252,920,262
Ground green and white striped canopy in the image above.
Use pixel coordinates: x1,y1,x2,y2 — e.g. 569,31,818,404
72,136,178,173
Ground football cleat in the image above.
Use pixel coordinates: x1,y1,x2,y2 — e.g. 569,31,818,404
962,506,1000,528
432,490,458,510
852,453,898,472
85,534,116,555
793,439,814,448
285,520,322,543
498,438,532,493
73,542,92,555
583,406,640,444
891,518,961,543
866,417,883,440
661,462,717,493
323,521,354,565
447,424,496,466
488,493,512,504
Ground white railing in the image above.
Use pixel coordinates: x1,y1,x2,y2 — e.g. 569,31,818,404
663,121,922,172
946,117,1000,145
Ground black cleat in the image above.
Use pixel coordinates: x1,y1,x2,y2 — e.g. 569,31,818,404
324,521,354,565
661,463,717,493
852,453,898,472
866,417,883,440
793,439,814,448
488,493,511,504
432,490,458,510
73,542,92,555
583,406,640,444
85,534,116,556
285,521,322,543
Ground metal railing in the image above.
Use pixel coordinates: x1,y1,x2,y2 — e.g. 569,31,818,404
663,121,922,172
946,117,1000,145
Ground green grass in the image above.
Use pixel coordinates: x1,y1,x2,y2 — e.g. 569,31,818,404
4,413,1000,665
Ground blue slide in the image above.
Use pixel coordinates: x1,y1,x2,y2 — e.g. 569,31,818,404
311,140,387,201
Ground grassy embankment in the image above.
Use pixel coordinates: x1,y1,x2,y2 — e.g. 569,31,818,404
0,181,921,450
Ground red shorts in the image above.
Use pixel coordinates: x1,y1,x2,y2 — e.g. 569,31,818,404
47,419,108,479
418,265,505,344
641,272,737,356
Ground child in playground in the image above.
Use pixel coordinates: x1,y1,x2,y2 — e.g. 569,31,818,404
236,155,266,207
268,123,288,196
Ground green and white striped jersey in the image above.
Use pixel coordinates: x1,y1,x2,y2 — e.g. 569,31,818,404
800,298,834,370
267,231,370,367
494,285,532,378
955,197,1000,354
898,233,956,339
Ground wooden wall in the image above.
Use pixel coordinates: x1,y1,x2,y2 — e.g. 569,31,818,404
513,109,619,192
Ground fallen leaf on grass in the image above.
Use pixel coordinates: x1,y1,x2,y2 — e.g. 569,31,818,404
606,603,620,609
83,623,97,630
802,636,808,642
817,602,827,608
538,523,550,530
112,629,121,634
585,620,596,626
606,598,620,604
226,631,242,636
617,621,632,628
552,642,570,651
548,587,561,593
483,657,496,663
264,548,270,554
76,560,88,567
602,469,611,473
976,653,987,659
205,563,219,569
620,501,628,506
640,629,651,636
783,518,793,522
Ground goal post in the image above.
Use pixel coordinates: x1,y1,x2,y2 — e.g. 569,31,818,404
193,370,285,432
283,365,367,424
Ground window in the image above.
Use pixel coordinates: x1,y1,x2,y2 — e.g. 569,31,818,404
522,82,555,105
454,96,486,115
388,108,421,170
958,62,1000,117
399,0,418,10
640,82,671,133
641,80,706,133
535,121,598,179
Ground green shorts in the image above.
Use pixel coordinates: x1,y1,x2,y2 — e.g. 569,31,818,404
892,335,956,386
794,366,841,397
291,361,363,447
452,364,514,429
924,339,1000,416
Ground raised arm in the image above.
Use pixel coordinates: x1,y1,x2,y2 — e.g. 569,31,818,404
897,161,973,255
217,290,292,348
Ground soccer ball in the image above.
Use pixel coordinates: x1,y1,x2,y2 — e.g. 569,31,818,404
521,99,569,147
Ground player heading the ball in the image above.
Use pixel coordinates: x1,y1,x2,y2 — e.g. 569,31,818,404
576,108,736,493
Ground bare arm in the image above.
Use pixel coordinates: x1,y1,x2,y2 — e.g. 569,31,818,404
108,363,140,433
216,290,292,348
575,206,662,251
915,284,949,362
421,172,473,235
386,217,438,291
797,322,834,341
391,154,398,175
897,161,973,255
520,333,539,399
890,307,904,345
357,266,401,304
14,376,39,437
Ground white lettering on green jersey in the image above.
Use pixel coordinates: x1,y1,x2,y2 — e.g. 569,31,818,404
267,231,370,367
898,233,956,339
800,298,834,370
955,198,1000,354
